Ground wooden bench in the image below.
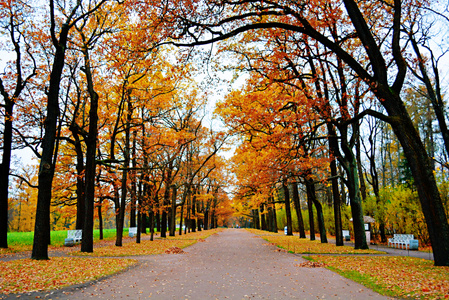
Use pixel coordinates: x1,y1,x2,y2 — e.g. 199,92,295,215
342,230,350,241
388,234,418,250
64,229,82,246
129,227,137,237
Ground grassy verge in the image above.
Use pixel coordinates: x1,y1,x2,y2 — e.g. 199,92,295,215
72,228,222,256
248,229,384,254
308,255,449,299
0,257,137,295
2,228,120,254
0,228,221,295
72,238,197,256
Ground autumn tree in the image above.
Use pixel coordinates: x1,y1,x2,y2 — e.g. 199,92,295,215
0,0,37,248
153,0,449,265
32,0,109,260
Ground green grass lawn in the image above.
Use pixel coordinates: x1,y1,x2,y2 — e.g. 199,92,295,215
6,228,128,248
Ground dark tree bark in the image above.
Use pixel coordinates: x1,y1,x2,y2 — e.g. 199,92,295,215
355,137,367,201
330,159,343,246
98,197,103,240
156,211,161,233
32,0,107,260
260,203,267,231
169,185,177,236
306,179,327,243
70,128,85,230
130,131,138,228
0,12,36,247
306,181,315,241
80,42,99,253
282,179,293,236
291,182,306,238
271,195,278,232
326,123,343,246
115,93,132,247
32,6,74,259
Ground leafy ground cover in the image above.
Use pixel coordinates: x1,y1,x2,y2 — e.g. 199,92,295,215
72,238,197,256
248,229,448,299
165,228,223,240
72,229,223,256
1,229,120,255
248,229,384,254
0,257,137,295
308,255,449,299
1,229,221,296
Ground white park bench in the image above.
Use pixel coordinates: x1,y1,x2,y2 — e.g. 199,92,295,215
64,229,82,246
342,230,350,241
129,227,137,237
388,234,418,250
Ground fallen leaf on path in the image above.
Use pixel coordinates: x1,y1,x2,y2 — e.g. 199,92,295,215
164,247,185,254
295,261,326,268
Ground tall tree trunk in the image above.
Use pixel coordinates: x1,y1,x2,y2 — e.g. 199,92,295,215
179,198,185,235
71,130,85,230
330,159,343,246
342,145,368,249
32,16,73,260
342,0,448,264
0,13,36,247
170,185,177,236
0,101,13,248
291,182,306,238
81,44,98,253
270,195,278,232
191,189,197,233
327,123,343,246
130,131,138,228
150,208,155,241
356,137,367,201
282,179,293,235
306,181,315,241
98,198,103,240
115,94,132,247
380,90,449,265
260,203,267,231
307,179,327,243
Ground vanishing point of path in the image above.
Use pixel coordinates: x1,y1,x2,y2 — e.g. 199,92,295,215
13,229,391,300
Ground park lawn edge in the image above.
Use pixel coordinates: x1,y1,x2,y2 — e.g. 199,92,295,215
0,257,138,295
70,228,223,257
248,229,385,254
302,256,399,298
305,255,449,299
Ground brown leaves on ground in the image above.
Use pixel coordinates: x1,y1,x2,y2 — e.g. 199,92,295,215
311,255,449,299
164,246,185,254
0,229,221,295
0,257,137,295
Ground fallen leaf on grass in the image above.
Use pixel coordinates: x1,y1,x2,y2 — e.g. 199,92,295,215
310,255,449,299
0,257,137,295
261,234,384,254
72,239,195,257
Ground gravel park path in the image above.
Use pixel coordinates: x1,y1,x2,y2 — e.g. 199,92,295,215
10,229,391,300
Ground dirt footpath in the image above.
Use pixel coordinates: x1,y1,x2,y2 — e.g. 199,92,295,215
19,229,391,299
